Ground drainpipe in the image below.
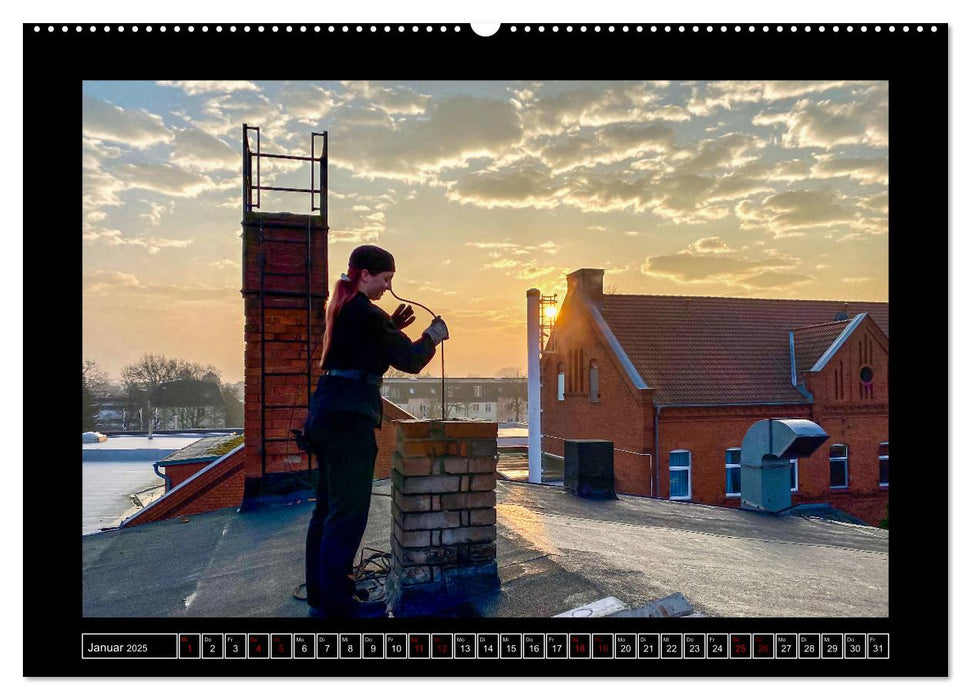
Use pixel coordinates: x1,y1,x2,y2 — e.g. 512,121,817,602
153,461,172,492
653,405,661,498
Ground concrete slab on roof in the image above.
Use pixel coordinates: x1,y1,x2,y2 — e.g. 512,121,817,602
82,480,887,618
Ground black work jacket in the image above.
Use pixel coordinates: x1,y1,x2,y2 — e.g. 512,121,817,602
311,292,436,427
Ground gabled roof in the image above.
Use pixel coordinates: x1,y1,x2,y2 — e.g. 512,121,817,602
791,318,853,374
598,295,889,406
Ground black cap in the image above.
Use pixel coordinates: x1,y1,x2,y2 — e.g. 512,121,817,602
348,244,395,273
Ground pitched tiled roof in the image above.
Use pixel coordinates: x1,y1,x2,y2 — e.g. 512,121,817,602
598,295,889,406
157,434,244,465
791,319,853,374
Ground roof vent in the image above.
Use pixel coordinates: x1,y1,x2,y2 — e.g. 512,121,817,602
834,305,849,321
740,419,829,514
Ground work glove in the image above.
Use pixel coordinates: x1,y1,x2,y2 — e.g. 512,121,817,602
422,316,449,345
391,303,415,330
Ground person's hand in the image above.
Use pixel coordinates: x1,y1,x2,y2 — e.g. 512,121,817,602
391,303,416,330
422,316,449,345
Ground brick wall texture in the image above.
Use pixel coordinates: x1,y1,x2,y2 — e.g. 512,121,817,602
242,213,328,484
387,420,500,615
165,461,211,490
375,401,416,479
121,447,246,527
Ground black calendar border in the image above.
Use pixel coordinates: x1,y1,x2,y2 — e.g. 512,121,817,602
23,21,948,678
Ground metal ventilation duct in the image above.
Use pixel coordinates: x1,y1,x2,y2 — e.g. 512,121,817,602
740,419,829,514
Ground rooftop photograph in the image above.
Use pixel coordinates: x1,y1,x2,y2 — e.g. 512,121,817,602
80,77,891,624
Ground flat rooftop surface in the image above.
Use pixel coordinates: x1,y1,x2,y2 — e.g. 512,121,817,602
82,434,202,536
82,480,888,618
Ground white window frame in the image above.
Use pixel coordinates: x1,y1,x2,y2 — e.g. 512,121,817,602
879,441,889,487
557,364,565,401
669,450,692,501
725,448,741,497
830,444,849,489
474,385,482,397
790,458,799,493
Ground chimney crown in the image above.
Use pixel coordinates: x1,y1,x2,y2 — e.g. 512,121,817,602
567,269,605,304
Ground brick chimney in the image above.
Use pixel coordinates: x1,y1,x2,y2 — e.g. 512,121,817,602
241,211,328,500
387,419,500,616
566,268,605,306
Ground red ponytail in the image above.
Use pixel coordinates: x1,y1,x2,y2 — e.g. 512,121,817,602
319,267,364,369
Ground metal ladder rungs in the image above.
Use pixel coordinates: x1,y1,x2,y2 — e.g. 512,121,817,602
255,290,318,299
257,338,315,343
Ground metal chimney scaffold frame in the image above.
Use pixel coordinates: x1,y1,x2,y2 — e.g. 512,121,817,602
242,124,328,217
242,124,329,485
539,293,558,351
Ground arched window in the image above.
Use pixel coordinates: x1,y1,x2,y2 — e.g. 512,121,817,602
556,362,565,401
669,450,691,500
589,359,599,402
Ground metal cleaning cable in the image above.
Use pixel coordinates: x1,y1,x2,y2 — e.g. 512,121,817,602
388,287,446,420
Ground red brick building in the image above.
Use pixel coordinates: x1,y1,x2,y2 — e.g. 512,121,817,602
540,269,889,525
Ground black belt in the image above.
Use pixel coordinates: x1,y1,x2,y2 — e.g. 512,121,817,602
324,369,383,387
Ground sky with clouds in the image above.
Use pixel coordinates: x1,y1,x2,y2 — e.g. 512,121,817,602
82,79,888,383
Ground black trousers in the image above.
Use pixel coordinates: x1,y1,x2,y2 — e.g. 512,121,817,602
304,412,378,611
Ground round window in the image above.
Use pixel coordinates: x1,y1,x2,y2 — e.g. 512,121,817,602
859,366,874,384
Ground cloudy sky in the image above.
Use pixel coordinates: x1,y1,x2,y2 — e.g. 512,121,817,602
82,79,888,383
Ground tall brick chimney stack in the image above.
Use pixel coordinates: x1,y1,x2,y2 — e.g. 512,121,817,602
241,211,328,500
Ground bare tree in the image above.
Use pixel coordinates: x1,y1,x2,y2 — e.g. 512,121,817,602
121,354,224,430
82,359,112,397
81,359,109,432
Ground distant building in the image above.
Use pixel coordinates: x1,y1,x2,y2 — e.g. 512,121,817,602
153,379,226,430
382,376,528,423
541,268,889,525
94,380,227,431
92,393,128,432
